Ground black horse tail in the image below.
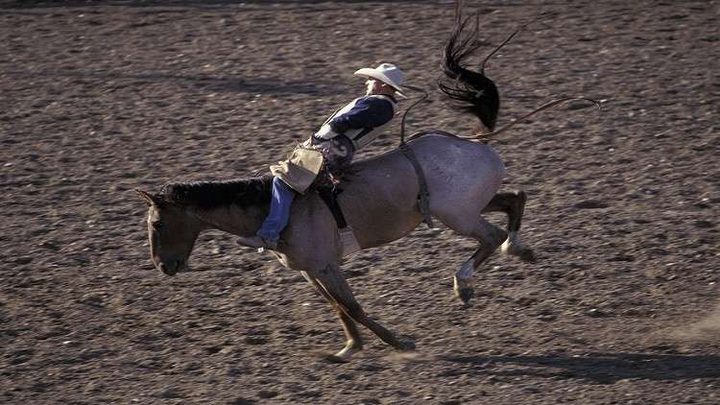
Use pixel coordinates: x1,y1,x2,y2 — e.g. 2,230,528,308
438,13,522,132
438,4,602,139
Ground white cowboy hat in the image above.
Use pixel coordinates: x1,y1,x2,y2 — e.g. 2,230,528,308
354,63,406,97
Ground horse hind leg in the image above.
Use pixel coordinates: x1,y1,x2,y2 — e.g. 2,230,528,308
449,217,508,304
450,192,535,303
482,191,536,263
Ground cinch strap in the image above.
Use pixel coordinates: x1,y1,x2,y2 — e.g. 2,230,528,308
318,187,348,229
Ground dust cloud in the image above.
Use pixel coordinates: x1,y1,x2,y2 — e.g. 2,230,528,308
673,302,720,342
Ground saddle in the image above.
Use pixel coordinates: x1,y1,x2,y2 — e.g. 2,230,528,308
269,145,361,255
270,140,434,255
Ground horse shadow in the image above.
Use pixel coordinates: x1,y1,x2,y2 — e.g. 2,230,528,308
439,351,720,384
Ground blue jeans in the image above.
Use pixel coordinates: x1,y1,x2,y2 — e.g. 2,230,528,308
256,177,296,242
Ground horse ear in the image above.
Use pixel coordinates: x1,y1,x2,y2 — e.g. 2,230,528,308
134,189,162,206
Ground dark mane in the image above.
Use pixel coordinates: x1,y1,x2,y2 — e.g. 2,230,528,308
160,176,273,210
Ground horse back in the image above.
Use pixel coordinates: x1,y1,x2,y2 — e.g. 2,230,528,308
335,134,506,247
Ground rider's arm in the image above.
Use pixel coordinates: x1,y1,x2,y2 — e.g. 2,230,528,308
328,97,394,134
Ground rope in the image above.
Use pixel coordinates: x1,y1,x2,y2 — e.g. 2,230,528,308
399,85,430,144
462,96,603,140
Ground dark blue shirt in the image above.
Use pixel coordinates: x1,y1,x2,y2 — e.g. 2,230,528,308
328,96,395,134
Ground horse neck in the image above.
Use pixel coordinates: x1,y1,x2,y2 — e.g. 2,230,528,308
190,205,266,238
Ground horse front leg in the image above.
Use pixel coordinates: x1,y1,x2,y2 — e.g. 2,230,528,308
301,270,363,362
482,190,536,263
308,265,414,354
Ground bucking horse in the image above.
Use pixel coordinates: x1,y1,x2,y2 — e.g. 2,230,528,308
136,14,592,361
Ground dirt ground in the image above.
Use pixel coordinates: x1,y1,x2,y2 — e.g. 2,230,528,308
1,0,718,404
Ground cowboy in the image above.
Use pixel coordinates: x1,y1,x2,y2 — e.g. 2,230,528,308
244,63,406,250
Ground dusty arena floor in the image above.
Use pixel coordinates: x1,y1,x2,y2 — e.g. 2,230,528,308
1,0,718,403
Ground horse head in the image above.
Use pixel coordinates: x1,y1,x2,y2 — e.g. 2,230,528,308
135,189,202,276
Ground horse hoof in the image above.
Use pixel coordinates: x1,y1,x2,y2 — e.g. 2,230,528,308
456,287,474,304
453,275,474,304
323,354,350,364
397,340,416,352
502,239,537,264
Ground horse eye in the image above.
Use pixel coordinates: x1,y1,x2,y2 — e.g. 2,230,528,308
153,221,164,230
